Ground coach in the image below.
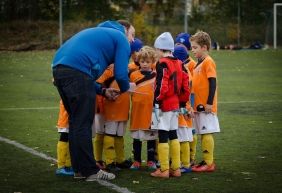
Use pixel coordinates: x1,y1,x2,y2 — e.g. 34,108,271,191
52,20,135,181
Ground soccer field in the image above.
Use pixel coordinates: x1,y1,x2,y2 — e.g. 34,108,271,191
0,50,282,193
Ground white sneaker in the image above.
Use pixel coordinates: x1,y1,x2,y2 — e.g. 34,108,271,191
86,170,115,181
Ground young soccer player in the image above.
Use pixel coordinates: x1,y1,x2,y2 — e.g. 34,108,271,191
96,64,132,171
92,95,106,169
173,45,194,173
174,34,198,166
150,32,190,178
129,46,158,171
128,38,144,72
55,100,74,176
189,31,220,172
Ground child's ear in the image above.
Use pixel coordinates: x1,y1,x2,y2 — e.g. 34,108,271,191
202,45,208,51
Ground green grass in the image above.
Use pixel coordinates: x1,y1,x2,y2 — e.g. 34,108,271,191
1,50,282,193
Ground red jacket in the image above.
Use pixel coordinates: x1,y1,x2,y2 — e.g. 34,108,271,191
154,57,190,111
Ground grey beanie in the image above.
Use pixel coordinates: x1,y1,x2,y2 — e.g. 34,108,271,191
154,32,174,52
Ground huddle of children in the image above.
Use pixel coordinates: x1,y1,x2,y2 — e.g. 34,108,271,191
55,30,220,179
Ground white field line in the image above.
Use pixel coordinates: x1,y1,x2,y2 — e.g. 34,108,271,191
0,136,134,193
0,100,281,111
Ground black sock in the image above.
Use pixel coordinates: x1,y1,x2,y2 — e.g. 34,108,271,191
133,139,142,162
147,140,156,162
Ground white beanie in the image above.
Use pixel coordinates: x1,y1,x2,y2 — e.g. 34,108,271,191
154,32,174,52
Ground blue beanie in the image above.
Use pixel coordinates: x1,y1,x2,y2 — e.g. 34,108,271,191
130,38,143,54
173,45,188,62
175,33,191,50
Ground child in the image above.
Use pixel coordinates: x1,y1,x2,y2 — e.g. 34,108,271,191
189,31,220,172
128,38,144,72
129,46,158,171
55,100,74,176
174,34,198,166
96,64,132,171
151,32,190,178
173,45,194,173
92,95,106,169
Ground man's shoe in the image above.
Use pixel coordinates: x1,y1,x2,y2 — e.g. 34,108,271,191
130,161,141,170
150,169,169,178
56,167,74,176
147,161,157,171
192,161,215,172
180,166,192,173
116,159,132,169
169,168,181,177
86,170,115,181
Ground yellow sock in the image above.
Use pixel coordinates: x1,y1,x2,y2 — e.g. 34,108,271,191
180,141,190,168
65,142,71,167
202,134,214,165
189,134,197,162
170,139,180,170
115,136,125,164
94,133,104,161
57,141,68,168
103,135,115,165
158,143,169,171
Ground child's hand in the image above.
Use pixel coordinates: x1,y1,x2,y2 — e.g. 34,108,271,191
105,88,120,101
205,104,213,113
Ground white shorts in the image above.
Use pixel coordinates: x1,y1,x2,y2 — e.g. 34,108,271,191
93,114,105,135
131,130,158,141
194,112,220,134
152,111,179,131
104,121,127,136
177,127,193,142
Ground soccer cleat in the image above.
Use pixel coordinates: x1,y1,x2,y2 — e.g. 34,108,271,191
150,169,169,178
116,159,132,169
180,167,192,173
86,169,115,181
96,160,106,170
192,161,216,172
130,161,141,170
106,163,121,172
56,167,74,176
169,168,181,177
147,161,157,171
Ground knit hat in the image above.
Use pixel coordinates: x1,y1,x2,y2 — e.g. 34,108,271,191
154,32,174,52
173,45,188,62
175,33,191,50
130,38,143,54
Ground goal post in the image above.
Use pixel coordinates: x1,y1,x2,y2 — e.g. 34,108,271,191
274,3,282,49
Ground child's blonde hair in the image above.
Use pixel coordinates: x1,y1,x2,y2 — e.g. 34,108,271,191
190,31,211,51
136,46,158,64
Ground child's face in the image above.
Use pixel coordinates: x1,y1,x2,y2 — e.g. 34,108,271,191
139,58,153,71
191,41,207,59
131,51,138,62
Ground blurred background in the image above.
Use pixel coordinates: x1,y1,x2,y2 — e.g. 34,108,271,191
0,0,281,51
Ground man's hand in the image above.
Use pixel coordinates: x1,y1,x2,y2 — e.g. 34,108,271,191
104,88,120,101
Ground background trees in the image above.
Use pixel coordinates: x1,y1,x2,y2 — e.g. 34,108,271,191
0,0,281,50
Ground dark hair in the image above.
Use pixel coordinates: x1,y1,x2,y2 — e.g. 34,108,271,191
117,20,131,30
